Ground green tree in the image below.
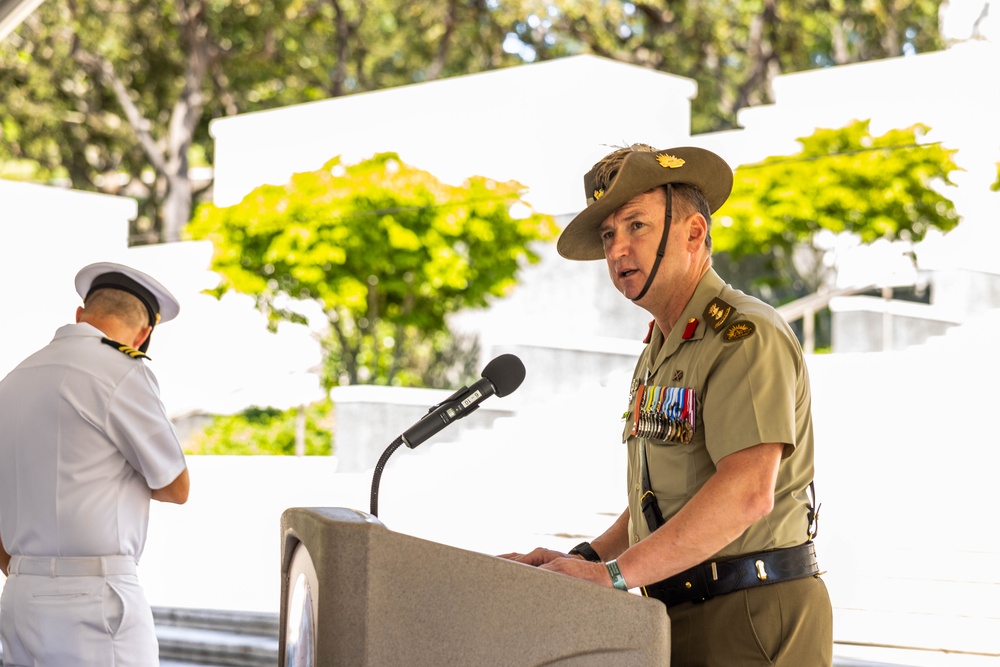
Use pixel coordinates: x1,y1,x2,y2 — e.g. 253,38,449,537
0,0,258,242
1,0,947,242
506,0,945,133
714,119,960,295
186,152,557,387
184,402,333,455
0,0,530,242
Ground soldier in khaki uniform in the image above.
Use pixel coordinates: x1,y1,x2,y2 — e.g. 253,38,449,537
502,145,832,665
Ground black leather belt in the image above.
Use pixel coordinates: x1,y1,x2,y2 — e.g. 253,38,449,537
642,542,820,607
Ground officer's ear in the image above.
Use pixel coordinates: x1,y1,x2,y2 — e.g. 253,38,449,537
133,325,153,350
75,306,85,323
685,213,709,249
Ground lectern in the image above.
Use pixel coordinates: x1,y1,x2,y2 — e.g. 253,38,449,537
279,507,670,666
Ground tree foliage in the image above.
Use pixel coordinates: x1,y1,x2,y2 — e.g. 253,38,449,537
714,119,960,291
0,0,947,241
504,0,945,133
184,402,333,455
186,152,557,387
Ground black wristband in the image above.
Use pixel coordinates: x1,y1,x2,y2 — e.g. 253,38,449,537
568,541,602,562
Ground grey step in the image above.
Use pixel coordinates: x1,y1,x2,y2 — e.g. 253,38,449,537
153,607,279,637
153,606,278,667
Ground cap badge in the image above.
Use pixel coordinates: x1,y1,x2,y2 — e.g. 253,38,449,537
657,154,685,169
593,188,605,201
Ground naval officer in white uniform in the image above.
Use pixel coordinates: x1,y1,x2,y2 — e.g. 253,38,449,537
0,261,190,666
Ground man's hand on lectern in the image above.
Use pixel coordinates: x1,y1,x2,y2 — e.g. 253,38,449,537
539,556,614,587
496,547,568,567
497,548,615,587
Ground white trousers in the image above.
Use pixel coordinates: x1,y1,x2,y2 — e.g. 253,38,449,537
0,558,158,667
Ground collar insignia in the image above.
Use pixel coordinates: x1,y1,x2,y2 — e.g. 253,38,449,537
681,317,698,340
642,319,655,344
101,337,150,360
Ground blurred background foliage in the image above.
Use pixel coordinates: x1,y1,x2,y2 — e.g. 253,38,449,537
184,401,333,455
716,119,960,298
0,0,947,241
186,151,556,389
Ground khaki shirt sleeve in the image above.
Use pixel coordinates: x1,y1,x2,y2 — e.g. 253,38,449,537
702,312,803,463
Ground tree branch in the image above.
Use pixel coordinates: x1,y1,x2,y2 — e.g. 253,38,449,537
70,43,167,174
425,0,459,81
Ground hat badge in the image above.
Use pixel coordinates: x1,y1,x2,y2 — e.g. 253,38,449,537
657,154,685,169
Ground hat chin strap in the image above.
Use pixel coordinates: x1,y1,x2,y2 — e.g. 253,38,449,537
631,185,672,303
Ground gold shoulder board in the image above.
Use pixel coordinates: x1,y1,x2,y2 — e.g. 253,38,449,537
101,337,150,360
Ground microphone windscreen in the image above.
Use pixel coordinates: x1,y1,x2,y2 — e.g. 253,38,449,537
481,354,526,397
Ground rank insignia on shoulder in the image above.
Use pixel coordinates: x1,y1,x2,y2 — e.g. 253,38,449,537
101,337,150,360
723,321,756,342
704,297,734,333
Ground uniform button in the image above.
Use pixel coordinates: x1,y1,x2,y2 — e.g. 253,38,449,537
633,534,640,543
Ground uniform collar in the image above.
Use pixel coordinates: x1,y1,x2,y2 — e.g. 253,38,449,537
646,268,727,369
53,322,104,341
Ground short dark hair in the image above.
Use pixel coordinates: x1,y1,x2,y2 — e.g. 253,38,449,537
84,288,148,330
664,183,713,250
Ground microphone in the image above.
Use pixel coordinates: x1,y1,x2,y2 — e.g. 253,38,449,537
400,354,526,449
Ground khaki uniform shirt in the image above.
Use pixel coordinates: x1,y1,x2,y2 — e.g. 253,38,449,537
622,269,815,558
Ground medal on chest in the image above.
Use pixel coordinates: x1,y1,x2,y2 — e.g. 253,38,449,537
626,376,697,444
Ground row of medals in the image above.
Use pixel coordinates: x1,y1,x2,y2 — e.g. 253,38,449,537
629,378,695,444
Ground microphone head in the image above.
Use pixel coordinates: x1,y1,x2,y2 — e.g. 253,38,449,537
481,354,526,398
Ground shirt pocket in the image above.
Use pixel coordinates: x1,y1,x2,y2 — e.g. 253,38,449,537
644,439,698,500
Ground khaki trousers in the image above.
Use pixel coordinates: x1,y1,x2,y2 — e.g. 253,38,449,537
666,574,832,666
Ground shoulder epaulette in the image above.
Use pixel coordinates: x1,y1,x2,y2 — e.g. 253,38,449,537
101,337,150,360
703,297,735,334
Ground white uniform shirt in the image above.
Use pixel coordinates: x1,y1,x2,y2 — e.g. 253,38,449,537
0,322,186,560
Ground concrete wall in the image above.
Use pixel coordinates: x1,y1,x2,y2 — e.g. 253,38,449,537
329,384,517,473
0,181,326,419
830,296,961,353
209,55,698,218
0,180,134,376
